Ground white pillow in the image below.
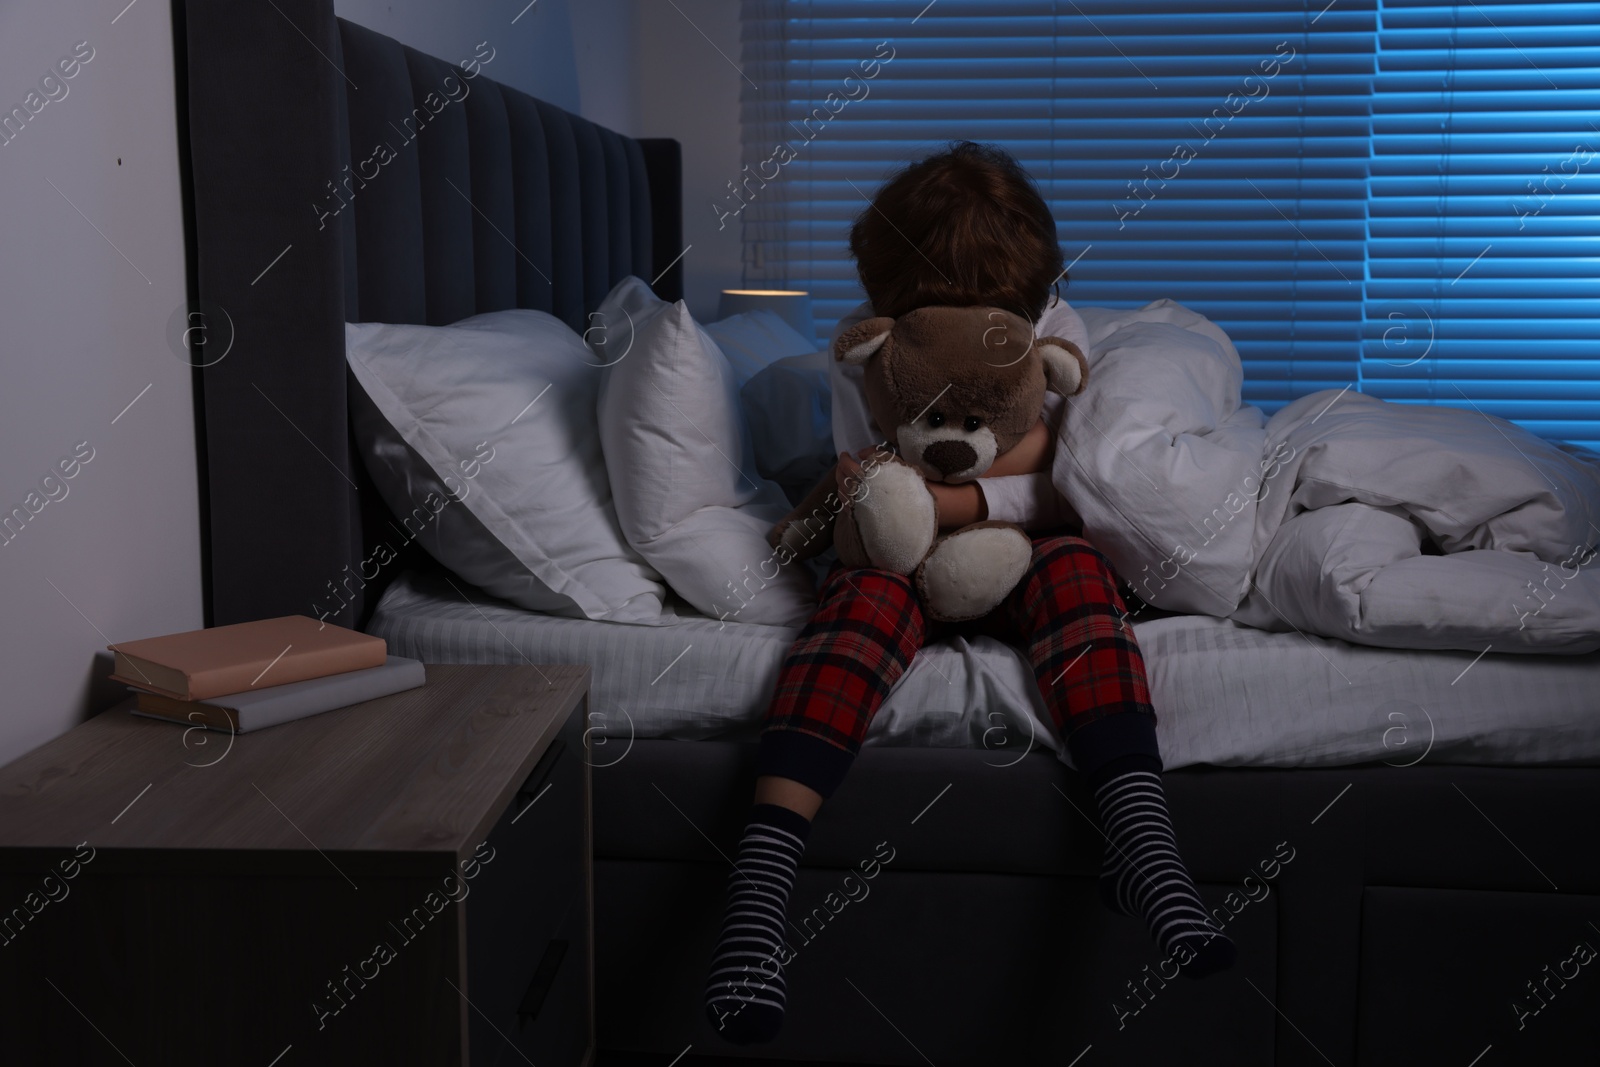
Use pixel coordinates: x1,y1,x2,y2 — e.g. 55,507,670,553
346,309,669,622
703,309,820,389
592,277,817,627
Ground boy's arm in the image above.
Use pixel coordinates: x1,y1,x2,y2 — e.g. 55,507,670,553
974,473,1079,531
926,481,987,529
926,413,1055,530
931,401,1076,531
983,417,1054,477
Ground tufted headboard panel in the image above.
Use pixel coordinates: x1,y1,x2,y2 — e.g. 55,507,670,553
177,0,682,627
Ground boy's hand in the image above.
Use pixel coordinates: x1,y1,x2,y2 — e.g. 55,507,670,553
834,448,869,495
835,444,893,494
834,450,860,488
984,417,1054,478
927,480,986,530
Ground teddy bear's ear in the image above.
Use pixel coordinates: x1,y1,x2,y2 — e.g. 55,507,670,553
835,316,896,365
1036,336,1089,396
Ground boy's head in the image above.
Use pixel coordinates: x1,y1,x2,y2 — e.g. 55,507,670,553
849,142,1063,322
833,306,1087,482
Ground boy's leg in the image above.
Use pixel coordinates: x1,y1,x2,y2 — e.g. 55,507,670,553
998,534,1234,978
706,566,927,1043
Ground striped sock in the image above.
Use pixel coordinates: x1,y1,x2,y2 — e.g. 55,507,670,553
704,803,811,1044
1094,761,1235,978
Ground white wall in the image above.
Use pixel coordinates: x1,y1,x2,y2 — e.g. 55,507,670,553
334,0,640,135
333,0,744,318
0,0,652,768
348,0,749,320
0,0,200,767
636,0,744,320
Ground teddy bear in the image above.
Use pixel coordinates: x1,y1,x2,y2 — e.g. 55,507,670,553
768,305,1088,622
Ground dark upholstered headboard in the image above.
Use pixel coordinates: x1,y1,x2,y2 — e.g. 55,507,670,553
176,0,682,629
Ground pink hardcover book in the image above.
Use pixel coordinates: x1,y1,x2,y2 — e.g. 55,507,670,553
108,615,386,700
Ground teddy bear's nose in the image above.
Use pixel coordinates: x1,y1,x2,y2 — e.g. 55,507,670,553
923,439,978,477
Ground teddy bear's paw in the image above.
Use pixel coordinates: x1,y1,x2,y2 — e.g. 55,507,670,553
849,458,937,574
916,523,1034,622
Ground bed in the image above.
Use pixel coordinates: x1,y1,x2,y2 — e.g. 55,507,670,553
178,2,1600,1064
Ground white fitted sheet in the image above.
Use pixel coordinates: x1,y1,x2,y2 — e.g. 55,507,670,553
368,569,1600,769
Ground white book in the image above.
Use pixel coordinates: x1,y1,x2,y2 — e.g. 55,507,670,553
130,656,426,733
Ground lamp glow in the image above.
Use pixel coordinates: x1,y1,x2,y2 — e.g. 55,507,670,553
718,288,816,342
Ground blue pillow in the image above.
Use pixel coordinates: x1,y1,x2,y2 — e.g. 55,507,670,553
740,349,833,506
704,310,820,390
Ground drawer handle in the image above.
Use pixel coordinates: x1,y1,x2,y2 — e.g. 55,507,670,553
518,739,565,802
517,938,569,1022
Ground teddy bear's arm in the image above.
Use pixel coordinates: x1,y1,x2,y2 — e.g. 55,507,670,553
767,464,843,561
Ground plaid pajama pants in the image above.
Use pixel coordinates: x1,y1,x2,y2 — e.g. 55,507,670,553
757,533,1160,797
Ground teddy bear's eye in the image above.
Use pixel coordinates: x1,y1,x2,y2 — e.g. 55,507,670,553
927,412,945,428
963,416,982,432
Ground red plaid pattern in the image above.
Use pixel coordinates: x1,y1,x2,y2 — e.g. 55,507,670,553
763,534,1154,756
763,568,927,752
990,535,1154,726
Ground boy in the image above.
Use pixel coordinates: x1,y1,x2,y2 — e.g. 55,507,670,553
705,142,1233,1045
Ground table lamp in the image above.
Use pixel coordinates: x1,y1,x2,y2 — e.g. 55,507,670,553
718,289,816,343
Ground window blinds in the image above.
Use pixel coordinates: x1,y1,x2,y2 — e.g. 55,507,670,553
739,0,1599,443
1364,1,1600,448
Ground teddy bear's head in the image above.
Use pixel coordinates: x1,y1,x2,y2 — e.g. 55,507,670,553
834,306,1088,483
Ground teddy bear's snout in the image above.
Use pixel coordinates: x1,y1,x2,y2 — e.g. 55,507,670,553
922,439,979,478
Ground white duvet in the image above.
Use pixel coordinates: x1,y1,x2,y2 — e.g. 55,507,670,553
1055,300,1600,654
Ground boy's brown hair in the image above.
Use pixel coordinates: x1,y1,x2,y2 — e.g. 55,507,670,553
848,142,1064,322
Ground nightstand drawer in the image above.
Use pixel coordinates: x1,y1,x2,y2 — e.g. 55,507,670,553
499,889,591,1066
465,698,590,1066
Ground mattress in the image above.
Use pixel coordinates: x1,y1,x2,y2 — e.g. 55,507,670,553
368,568,1600,769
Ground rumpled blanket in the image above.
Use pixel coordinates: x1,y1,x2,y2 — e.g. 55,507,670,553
1053,300,1600,653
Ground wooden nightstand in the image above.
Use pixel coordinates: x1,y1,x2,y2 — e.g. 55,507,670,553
0,664,592,1067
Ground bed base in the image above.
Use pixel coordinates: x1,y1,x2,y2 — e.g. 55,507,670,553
593,742,1600,1064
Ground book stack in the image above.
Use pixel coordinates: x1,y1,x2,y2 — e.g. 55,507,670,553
109,615,425,734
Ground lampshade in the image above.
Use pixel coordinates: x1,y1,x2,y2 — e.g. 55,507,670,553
718,289,815,343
